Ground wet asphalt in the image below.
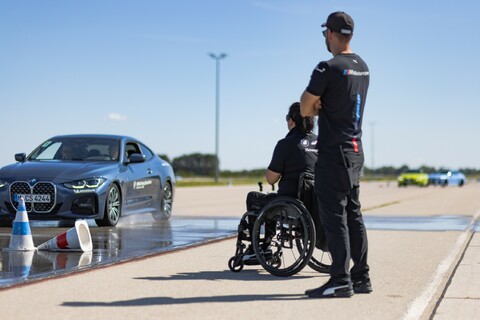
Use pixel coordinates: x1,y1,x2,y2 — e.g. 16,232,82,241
0,213,478,289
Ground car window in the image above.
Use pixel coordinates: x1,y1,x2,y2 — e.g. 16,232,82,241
125,142,141,158
139,144,154,160
406,170,421,174
34,142,61,160
29,138,120,161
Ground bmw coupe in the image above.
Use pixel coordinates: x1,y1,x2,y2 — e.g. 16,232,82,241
0,134,175,227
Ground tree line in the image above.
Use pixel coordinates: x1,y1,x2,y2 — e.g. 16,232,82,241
158,153,480,178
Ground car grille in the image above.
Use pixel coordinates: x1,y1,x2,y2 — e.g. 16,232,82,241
9,181,56,213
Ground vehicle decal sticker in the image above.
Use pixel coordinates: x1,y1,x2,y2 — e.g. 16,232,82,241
133,180,153,190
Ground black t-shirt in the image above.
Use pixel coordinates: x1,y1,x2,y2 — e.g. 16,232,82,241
306,53,369,154
268,127,318,197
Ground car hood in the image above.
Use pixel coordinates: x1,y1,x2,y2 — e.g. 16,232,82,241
0,161,119,182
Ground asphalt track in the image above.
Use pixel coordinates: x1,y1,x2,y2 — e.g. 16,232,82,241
0,182,479,319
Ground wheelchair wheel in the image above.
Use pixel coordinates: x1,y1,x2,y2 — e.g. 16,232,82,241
252,198,315,277
294,235,331,274
228,256,244,272
308,248,331,273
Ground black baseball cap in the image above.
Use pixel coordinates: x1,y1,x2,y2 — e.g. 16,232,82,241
322,11,354,35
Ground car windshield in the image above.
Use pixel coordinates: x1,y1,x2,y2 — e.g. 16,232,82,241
406,170,421,174
28,137,121,162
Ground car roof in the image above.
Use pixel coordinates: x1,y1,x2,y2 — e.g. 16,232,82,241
50,134,137,141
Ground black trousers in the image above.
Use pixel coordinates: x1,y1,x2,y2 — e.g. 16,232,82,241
246,192,278,212
314,150,370,283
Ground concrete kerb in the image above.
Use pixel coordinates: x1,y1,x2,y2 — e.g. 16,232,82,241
403,209,480,320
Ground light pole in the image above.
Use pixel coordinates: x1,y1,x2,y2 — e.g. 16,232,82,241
370,121,376,175
208,52,227,183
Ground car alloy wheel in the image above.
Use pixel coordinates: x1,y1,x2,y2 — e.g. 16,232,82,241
162,182,173,218
107,185,121,223
96,183,121,227
153,182,173,221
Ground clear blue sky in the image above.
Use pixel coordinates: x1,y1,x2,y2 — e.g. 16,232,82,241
1,1,479,171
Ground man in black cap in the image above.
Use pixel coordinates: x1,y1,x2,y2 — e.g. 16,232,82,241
300,11,371,298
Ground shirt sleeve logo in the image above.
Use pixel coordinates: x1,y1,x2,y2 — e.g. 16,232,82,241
301,139,310,147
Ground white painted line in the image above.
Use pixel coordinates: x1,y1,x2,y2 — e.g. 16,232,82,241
402,209,480,320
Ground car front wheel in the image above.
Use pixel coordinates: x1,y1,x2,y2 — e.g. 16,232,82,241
96,183,121,227
153,182,173,221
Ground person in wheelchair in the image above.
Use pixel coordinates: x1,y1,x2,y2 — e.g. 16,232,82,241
241,102,318,265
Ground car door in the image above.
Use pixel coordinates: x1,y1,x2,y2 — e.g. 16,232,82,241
123,141,159,213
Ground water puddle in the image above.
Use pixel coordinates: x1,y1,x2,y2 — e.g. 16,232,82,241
0,214,477,289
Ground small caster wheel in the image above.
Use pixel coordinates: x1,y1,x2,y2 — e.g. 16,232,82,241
228,256,244,272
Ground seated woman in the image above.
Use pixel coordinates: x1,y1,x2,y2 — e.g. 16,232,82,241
246,102,317,211
243,102,318,263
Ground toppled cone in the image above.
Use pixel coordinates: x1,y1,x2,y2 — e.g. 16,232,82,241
38,220,92,252
7,198,36,251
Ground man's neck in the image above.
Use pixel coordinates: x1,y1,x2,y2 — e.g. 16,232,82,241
333,44,352,56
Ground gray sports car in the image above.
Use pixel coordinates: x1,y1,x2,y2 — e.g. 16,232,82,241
0,134,175,227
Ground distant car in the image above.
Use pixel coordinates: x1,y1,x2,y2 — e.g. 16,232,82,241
397,169,429,187
429,170,466,187
0,134,175,227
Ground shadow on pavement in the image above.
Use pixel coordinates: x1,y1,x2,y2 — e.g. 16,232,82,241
62,293,308,307
134,269,319,282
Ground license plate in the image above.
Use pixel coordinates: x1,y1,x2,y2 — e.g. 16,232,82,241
14,194,51,203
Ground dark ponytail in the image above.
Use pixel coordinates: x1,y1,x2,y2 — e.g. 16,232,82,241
287,102,314,133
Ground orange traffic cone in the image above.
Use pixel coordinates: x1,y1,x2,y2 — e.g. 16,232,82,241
6,198,36,251
37,220,92,252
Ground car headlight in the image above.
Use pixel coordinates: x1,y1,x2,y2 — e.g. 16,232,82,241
0,180,8,189
64,177,106,189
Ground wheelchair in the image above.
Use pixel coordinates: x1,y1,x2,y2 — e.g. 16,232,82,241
228,173,331,277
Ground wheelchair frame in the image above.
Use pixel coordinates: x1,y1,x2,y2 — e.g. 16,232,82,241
228,195,331,277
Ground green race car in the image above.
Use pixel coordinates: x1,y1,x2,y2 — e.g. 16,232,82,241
397,169,429,187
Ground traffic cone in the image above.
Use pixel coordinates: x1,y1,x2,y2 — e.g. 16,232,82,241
8,251,35,278
37,220,92,252
6,198,36,251
38,251,93,270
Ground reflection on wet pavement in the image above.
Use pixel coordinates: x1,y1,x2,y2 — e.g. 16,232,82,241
0,214,477,289
0,215,239,289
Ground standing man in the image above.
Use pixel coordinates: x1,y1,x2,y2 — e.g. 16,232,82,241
300,11,371,298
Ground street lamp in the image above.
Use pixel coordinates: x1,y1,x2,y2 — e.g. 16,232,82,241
208,52,227,183
370,121,376,175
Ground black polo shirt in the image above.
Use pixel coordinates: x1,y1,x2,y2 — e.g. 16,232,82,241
306,53,369,154
267,127,318,197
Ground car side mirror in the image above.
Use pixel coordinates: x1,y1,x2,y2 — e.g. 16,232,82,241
127,153,146,164
15,153,26,162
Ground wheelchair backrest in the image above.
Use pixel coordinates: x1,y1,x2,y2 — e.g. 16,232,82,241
297,172,316,214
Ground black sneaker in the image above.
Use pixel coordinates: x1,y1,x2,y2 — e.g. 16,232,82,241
305,279,354,298
353,278,372,294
